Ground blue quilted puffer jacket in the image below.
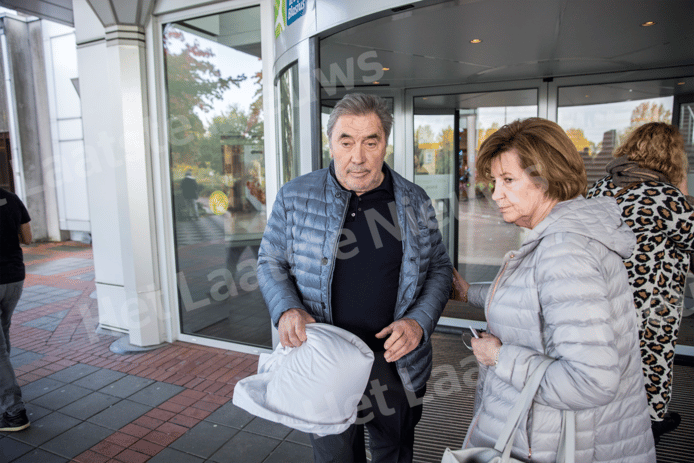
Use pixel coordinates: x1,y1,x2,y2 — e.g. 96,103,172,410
257,163,452,392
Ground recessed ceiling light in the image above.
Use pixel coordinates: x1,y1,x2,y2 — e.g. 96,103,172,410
677,82,686,85
470,39,482,44
382,67,390,71
641,21,656,27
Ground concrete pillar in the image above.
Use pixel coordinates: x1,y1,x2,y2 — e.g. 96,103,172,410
74,0,163,346
0,15,61,241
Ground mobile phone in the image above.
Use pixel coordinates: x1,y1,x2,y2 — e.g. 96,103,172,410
469,326,480,338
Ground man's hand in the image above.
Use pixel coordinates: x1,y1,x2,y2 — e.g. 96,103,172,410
278,308,316,348
375,318,423,363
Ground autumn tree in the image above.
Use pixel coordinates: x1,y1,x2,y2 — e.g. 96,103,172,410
620,102,672,144
197,104,263,174
565,128,591,156
477,123,500,150
415,125,435,145
436,126,455,174
164,27,246,166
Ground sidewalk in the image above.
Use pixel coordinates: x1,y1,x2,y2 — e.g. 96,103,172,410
2,242,693,462
2,242,313,463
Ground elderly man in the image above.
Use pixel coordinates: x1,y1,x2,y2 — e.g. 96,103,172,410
257,93,451,462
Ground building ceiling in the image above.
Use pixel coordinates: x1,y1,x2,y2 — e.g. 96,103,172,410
0,0,158,28
1,0,691,109
319,0,694,104
0,0,73,26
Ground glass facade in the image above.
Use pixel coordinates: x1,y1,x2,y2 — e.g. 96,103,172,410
276,63,300,184
557,80,677,187
681,99,694,170
557,78,694,349
413,90,538,300
164,6,270,348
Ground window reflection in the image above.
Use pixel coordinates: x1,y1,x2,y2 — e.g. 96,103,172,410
413,90,537,322
164,7,270,348
277,64,300,184
558,83,675,187
681,101,694,170
557,79,694,350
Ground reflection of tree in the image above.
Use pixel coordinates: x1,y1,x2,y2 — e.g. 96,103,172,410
164,27,246,165
436,126,454,174
415,125,435,146
477,123,500,150
620,102,672,144
566,128,591,155
198,104,264,174
247,71,263,137
278,71,295,183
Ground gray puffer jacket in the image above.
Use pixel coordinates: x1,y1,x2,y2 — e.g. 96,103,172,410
464,196,655,463
257,163,452,392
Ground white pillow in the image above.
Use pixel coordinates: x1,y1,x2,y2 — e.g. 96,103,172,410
233,323,375,436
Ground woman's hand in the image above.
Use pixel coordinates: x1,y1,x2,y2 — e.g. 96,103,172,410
452,268,471,302
472,332,502,366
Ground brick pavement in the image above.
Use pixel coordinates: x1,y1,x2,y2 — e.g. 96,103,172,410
2,241,312,463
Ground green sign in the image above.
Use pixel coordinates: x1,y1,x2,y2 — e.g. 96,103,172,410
274,0,286,38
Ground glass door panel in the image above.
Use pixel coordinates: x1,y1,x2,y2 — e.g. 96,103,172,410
677,96,694,354
276,63,300,185
413,90,537,323
164,6,270,348
557,80,680,188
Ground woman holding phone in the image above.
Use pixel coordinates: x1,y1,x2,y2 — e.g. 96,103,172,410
452,118,655,462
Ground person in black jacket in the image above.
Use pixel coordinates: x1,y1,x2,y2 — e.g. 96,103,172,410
180,170,200,220
0,187,32,432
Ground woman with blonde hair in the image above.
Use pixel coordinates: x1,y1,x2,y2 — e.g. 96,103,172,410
588,122,694,443
453,117,655,462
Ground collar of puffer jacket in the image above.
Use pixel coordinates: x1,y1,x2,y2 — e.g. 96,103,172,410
521,195,635,259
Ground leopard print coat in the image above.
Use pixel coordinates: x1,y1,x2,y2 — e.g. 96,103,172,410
587,177,694,421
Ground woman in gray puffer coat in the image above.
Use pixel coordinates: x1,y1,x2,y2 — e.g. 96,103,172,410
453,118,656,463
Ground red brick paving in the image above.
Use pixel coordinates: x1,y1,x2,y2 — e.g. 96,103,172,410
11,242,259,462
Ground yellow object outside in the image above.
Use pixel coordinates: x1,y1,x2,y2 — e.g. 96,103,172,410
209,191,229,215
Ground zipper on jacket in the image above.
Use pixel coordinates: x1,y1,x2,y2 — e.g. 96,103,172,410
325,192,350,325
527,406,533,460
490,252,533,462
393,188,413,317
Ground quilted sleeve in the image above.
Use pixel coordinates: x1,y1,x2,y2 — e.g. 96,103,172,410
401,196,452,343
257,187,306,327
467,282,490,308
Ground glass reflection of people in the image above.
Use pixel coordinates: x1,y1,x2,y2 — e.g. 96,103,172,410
587,122,694,444
181,170,200,220
453,118,655,462
257,93,452,463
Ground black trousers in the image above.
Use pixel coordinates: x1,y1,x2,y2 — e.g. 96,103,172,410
310,351,426,463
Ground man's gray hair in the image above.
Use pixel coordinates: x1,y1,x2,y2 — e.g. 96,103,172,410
326,93,393,143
